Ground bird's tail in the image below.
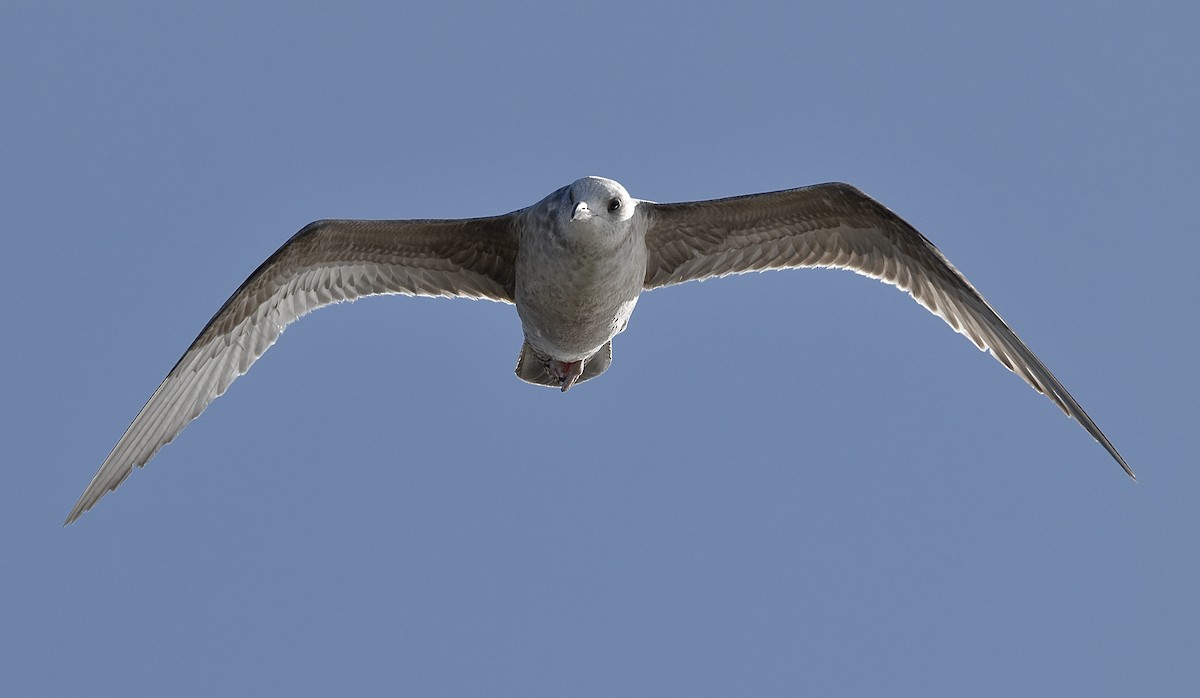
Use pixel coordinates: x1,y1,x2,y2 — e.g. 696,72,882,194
514,340,612,389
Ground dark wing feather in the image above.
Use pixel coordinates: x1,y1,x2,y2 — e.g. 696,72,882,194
67,216,518,524
642,183,1131,477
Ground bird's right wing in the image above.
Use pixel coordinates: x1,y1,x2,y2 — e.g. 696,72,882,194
66,216,518,524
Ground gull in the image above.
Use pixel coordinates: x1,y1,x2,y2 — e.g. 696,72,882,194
65,177,1133,524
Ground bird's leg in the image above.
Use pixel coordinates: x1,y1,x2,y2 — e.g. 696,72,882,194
555,360,584,392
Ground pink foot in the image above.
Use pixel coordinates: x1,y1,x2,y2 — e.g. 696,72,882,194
556,360,583,392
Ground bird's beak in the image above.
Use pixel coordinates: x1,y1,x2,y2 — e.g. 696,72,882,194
571,201,592,221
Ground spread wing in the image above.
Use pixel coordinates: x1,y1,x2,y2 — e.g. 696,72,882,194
641,183,1132,477
66,216,519,524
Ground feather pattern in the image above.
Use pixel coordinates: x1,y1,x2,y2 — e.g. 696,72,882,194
67,177,1131,525
642,183,1132,477
65,216,517,524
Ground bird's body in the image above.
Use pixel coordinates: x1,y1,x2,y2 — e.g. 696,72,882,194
515,178,646,387
66,176,1132,524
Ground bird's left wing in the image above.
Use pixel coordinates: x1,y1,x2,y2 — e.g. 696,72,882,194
66,216,518,524
641,183,1131,477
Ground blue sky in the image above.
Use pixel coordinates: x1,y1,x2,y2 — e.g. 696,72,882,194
3,1,1196,695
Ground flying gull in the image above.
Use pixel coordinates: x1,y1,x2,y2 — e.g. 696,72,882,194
65,177,1133,524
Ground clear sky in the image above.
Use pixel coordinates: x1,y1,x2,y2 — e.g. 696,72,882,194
3,1,1196,695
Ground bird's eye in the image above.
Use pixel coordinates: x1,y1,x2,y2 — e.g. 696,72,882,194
607,198,622,212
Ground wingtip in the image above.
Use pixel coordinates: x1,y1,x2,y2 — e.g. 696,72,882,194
1108,447,1136,481
63,502,87,527
63,487,102,526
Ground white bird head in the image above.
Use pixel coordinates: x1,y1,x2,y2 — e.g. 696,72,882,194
565,176,635,226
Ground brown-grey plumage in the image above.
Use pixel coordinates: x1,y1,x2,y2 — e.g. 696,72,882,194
65,217,519,525
642,183,1132,479
66,176,1131,525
